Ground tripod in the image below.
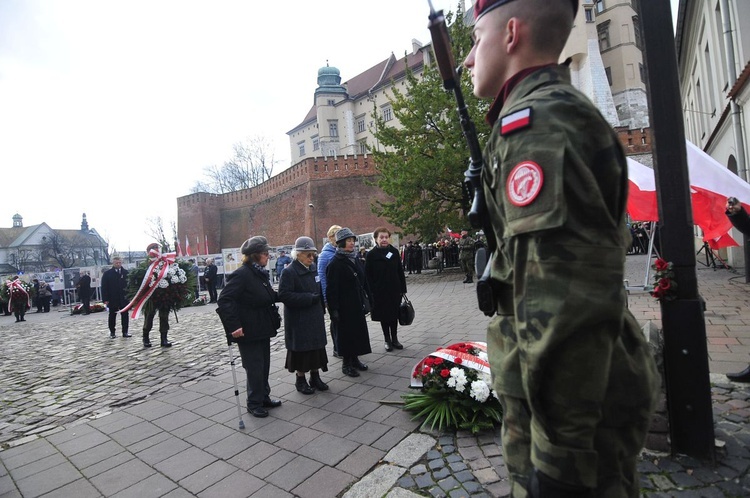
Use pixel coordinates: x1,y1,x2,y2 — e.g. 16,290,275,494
696,242,731,270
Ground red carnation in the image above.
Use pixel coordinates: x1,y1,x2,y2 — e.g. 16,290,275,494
440,369,450,378
454,357,463,365
424,358,434,366
422,367,431,376
433,358,444,365
658,277,671,290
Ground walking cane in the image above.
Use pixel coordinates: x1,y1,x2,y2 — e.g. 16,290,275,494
227,341,245,430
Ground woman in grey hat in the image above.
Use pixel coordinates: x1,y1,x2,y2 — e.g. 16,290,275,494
278,236,329,394
217,236,283,418
325,227,372,377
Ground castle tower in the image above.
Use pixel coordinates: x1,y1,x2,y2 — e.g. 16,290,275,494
12,213,22,228
81,213,89,231
314,62,348,158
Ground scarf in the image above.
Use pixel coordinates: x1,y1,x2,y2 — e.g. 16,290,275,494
252,262,270,280
336,248,357,262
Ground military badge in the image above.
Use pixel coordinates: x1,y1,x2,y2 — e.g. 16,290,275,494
506,161,544,206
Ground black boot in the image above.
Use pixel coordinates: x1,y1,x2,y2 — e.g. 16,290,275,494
342,357,359,377
384,331,393,352
463,273,470,283
295,375,315,394
391,331,403,350
309,371,329,391
14,313,20,322
727,365,750,383
143,332,152,348
160,331,172,348
352,357,368,371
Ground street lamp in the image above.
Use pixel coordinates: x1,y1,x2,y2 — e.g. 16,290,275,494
308,203,318,248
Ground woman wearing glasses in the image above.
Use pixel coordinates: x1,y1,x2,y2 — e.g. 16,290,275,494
217,236,283,418
278,236,329,394
325,227,372,377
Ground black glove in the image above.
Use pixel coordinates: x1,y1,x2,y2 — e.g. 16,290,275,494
330,309,340,324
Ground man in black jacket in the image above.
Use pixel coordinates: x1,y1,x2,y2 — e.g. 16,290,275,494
101,257,130,338
725,197,750,382
205,258,218,303
77,272,92,314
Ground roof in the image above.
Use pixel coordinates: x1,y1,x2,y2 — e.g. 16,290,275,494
288,47,428,133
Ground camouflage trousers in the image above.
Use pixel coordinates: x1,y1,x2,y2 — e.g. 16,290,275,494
488,314,659,497
459,255,474,276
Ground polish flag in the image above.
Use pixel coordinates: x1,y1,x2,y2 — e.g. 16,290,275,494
196,236,202,256
626,140,750,249
185,235,191,257
204,235,209,255
175,240,183,258
445,227,461,239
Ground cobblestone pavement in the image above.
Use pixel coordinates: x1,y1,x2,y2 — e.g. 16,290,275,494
0,257,749,497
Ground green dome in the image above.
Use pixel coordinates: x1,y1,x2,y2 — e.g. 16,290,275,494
315,63,346,96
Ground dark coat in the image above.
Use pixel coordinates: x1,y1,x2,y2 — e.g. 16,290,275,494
205,263,218,284
325,253,372,357
365,245,406,322
217,263,279,344
101,267,129,308
278,259,327,352
728,206,750,236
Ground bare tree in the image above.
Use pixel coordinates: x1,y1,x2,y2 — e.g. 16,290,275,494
191,135,278,194
145,217,172,252
38,232,75,269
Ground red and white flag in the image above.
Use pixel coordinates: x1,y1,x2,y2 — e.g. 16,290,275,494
196,236,201,256
626,140,750,249
204,235,209,255
175,239,183,258
185,235,191,256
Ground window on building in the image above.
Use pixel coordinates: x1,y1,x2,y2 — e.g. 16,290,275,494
632,16,642,49
357,117,366,133
382,105,393,122
298,141,305,156
359,140,367,155
329,121,338,137
595,0,605,13
605,66,612,86
597,21,611,51
585,8,594,22
327,99,335,106
312,136,319,151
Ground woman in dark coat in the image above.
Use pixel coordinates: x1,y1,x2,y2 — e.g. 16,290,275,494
325,227,372,377
365,227,407,352
217,236,282,418
279,236,329,394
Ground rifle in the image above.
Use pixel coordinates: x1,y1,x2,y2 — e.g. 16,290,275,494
427,2,497,316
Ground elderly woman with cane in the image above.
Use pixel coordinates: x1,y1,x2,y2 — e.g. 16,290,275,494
217,236,283,418
278,236,329,394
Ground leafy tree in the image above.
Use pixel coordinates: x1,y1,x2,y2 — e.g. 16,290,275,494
370,6,491,241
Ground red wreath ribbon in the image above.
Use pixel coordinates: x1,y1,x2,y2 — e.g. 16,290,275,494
120,247,177,319
7,279,31,309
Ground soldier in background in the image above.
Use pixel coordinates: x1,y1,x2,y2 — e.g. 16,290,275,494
458,229,476,283
463,0,659,496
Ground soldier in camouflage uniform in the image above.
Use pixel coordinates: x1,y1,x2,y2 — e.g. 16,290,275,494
463,0,660,496
458,229,476,283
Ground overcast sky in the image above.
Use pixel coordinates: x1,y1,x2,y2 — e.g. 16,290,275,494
0,0,680,253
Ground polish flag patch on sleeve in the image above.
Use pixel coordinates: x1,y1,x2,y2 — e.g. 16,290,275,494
500,107,532,136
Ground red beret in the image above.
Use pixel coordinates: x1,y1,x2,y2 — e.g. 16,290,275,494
474,0,579,21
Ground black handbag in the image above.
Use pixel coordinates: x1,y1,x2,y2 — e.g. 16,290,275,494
269,304,282,330
399,295,415,326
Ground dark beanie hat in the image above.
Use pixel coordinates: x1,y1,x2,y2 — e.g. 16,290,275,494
241,236,270,255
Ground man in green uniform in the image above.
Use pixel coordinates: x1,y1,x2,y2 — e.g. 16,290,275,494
463,0,659,496
458,229,476,283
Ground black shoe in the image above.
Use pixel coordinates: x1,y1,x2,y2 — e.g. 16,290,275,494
110,333,116,339
143,341,152,348
309,372,329,391
726,366,750,383
295,375,315,395
123,333,132,338
384,341,393,352
332,350,341,358
392,339,404,350
248,406,268,418
160,341,172,348
466,278,473,283
342,365,360,377
352,358,368,371
262,398,282,408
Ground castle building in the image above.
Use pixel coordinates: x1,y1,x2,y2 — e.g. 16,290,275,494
177,1,653,253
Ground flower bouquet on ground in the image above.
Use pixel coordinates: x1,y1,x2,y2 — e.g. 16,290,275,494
71,302,106,314
190,294,208,306
403,341,502,434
